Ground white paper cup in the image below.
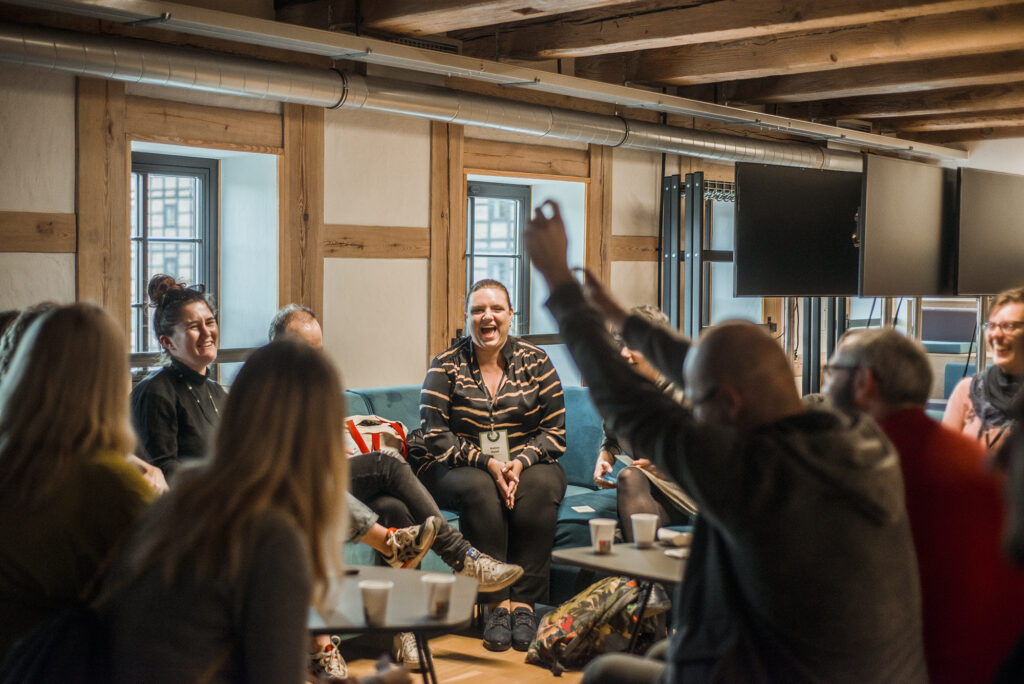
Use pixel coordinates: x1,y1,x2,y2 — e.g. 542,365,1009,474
422,573,456,618
359,579,393,626
631,513,659,548
589,518,617,554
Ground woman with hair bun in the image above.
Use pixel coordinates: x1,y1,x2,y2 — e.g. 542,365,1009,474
131,274,226,477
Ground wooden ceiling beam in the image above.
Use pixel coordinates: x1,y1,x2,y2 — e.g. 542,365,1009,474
575,3,1024,86
718,50,1024,104
357,0,638,37
462,0,1023,60
775,81,1024,120
879,109,1024,132
902,125,1024,144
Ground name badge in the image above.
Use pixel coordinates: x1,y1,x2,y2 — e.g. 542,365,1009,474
479,429,510,462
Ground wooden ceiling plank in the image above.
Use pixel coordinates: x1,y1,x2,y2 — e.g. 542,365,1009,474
360,0,638,37
903,125,1024,143
465,0,1024,60
575,4,1024,86
880,109,1024,132
720,50,1024,104
776,81,1024,120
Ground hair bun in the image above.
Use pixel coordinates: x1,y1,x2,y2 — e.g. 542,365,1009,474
147,274,181,306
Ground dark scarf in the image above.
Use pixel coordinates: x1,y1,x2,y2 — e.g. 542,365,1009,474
970,365,1024,430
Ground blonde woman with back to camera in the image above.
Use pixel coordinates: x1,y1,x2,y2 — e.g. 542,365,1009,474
0,304,156,662
103,338,409,684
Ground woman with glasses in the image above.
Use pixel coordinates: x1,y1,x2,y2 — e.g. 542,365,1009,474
944,286,1024,453
131,274,226,478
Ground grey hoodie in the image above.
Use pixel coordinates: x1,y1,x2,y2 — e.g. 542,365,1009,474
547,283,926,684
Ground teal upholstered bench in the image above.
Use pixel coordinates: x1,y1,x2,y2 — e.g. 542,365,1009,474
341,384,620,604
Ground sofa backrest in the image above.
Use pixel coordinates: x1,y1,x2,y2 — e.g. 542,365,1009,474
346,384,605,489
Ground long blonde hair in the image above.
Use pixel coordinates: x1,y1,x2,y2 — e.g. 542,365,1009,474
130,338,348,606
0,303,135,507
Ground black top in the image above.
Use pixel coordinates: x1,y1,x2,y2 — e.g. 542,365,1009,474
130,359,227,478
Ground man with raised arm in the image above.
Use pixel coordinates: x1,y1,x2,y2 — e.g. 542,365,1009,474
524,201,926,683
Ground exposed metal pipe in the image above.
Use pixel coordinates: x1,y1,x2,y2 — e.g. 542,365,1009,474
0,22,862,172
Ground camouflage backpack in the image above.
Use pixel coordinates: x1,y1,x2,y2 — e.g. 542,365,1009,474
525,576,670,674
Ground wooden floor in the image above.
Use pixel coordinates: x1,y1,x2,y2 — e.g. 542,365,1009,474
341,633,584,683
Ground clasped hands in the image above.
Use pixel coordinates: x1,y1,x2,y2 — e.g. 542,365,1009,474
487,457,524,509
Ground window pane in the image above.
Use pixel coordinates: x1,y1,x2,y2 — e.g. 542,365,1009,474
471,197,519,255
147,174,199,239
130,173,141,239
708,200,735,251
148,240,199,286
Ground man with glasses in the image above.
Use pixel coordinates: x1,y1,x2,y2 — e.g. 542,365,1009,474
525,200,926,684
824,328,1024,684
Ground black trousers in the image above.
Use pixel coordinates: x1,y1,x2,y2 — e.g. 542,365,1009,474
419,461,567,606
349,451,469,567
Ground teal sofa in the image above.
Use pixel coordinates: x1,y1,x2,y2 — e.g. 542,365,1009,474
342,384,621,604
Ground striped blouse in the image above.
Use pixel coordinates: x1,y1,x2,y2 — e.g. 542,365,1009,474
418,336,566,471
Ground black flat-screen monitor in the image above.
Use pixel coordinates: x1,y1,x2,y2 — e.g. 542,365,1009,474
858,154,957,297
734,163,861,296
956,167,1024,295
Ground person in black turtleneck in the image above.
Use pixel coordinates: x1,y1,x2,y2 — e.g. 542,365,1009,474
944,285,1024,454
131,275,226,478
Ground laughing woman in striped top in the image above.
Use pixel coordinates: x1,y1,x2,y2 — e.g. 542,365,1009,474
417,279,567,653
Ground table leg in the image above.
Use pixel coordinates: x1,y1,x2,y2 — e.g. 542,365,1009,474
413,633,437,684
626,581,654,654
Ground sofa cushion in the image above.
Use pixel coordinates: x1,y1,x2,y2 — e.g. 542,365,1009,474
561,386,606,489
343,390,373,417
350,384,422,431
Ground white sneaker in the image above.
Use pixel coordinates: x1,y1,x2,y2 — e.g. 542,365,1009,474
310,635,347,679
459,548,524,592
393,631,422,671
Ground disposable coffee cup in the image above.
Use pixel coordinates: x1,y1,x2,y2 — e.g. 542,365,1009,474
589,518,617,554
631,513,659,549
422,573,456,618
359,579,393,626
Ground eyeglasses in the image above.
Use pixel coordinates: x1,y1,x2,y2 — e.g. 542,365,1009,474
983,320,1024,333
823,362,859,379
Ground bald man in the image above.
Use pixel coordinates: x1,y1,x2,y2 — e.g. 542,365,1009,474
525,201,926,684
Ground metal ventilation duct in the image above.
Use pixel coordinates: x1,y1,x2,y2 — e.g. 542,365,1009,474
0,22,862,172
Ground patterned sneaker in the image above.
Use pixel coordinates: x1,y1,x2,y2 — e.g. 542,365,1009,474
310,635,347,679
511,607,538,652
392,631,422,671
383,516,441,569
458,548,524,592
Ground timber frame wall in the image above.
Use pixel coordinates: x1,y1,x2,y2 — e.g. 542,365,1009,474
74,78,323,332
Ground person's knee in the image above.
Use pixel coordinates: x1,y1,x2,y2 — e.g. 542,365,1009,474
616,466,646,493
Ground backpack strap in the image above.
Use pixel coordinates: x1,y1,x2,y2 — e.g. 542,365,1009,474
346,419,371,454
385,420,408,459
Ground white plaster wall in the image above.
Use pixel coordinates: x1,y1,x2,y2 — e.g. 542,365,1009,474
0,65,75,212
611,147,662,237
0,65,76,310
324,108,431,227
964,139,1024,174
610,261,659,310
0,254,76,309
322,258,429,389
